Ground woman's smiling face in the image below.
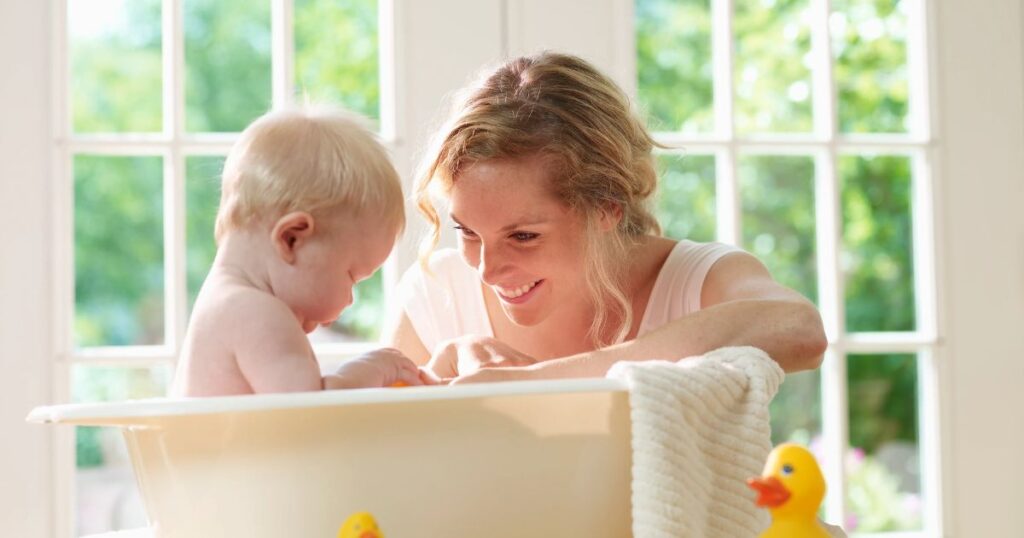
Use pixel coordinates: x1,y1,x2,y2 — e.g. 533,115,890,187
448,155,590,327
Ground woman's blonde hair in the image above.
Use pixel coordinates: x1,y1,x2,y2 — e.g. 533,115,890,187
415,52,661,346
215,106,404,242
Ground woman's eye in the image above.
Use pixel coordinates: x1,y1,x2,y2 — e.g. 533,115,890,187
454,225,478,239
511,232,538,242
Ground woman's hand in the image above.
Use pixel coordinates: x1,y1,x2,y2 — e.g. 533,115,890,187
425,335,538,380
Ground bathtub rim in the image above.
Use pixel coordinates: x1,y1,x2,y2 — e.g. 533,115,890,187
26,377,629,425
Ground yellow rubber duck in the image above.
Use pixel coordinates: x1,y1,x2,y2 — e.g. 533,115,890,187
338,511,384,538
747,443,831,538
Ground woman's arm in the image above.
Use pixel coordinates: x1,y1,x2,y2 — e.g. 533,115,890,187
455,252,827,383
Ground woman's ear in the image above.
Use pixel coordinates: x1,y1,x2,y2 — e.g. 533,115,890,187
597,202,623,232
271,212,316,264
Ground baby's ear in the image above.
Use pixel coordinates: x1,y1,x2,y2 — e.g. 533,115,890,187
271,211,315,264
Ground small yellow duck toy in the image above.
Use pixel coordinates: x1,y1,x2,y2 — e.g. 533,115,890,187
747,442,831,538
338,511,384,538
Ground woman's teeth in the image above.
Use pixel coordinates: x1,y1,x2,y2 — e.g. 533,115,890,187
496,280,539,298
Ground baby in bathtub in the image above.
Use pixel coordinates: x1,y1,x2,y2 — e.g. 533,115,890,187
172,106,431,397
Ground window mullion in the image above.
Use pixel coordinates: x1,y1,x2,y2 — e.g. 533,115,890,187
819,346,849,526
711,0,735,140
714,147,739,246
810,0,848,526
912,143,944,536
164,0,187,365
711,0,739,246
272,0,295,108
815,145,847,529
906,0,932,139
917,348,946,538
814,149,842,346
811,0,837,139
379,0,398,143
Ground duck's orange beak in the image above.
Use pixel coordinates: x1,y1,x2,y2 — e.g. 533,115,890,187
747,476,791,508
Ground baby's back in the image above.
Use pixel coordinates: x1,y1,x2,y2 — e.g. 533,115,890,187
172,274,264,397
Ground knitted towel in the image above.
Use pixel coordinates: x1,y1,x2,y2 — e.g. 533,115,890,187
607,346,783,538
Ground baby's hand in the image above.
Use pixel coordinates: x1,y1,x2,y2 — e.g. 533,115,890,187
324,348,433,389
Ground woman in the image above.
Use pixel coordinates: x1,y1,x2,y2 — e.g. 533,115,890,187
384,52,826,382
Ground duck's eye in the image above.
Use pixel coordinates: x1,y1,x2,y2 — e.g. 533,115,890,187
781,464,795,475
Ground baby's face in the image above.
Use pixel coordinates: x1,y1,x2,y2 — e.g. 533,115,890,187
289,213,396,333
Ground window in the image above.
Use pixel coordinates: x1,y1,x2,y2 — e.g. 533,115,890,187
56,0,387,535
637,0,938,534
55,0,940,535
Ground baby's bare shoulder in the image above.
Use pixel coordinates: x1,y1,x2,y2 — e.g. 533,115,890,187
195,281,298,336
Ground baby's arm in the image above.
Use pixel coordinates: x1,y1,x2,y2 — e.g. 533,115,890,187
230,292,324,393
325,348,434,389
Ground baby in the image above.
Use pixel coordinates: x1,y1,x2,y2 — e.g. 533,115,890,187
172,107,428,397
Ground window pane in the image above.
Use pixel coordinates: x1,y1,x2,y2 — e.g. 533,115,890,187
185,156,224,310
846,353,922,532
69,0,162,133
734,0,813,133
740,155,818,303
655,154,716,242
770,369,821,446
833,0,910,133
75,156,164,347
295,0,380,123
841,155,915,332
635,0,713,133
74,365,170,536
185,0,272,132
308,270,385,343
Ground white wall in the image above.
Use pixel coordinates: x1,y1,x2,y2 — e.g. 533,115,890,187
0,1,54,537
935,0,1024,535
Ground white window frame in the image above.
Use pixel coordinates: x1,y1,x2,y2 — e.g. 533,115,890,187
49,0,400,534
612,0,944,535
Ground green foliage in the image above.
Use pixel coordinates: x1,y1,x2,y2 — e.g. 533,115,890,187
295,0,379,121
636,0,713,132
70,0,162,132
833,0,909,133
769,370,821,446
740,155,818,303
184,0,273,132
332,270,385,341
848,353,918,452
734,0,813,133
76,427,105,468
74,155,164,347
842,155,915,331
655,154,716,241
846,448,922,530
185,156,224,309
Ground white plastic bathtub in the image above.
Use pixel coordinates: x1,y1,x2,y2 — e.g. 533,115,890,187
29,379,633,537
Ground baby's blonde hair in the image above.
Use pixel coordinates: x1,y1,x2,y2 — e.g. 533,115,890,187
415,52,661,346
215,106,404,242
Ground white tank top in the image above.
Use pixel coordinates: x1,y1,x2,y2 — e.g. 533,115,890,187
394,240,741,353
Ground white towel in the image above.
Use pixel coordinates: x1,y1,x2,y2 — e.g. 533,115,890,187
607,346,783,538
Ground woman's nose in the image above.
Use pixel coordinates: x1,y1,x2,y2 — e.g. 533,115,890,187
478,242,507,285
